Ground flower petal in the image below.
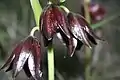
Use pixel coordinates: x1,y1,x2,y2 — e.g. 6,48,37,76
76,14,102,41
89,3,105,23
5,59,14,72
0,41,23,71
28,54,35,78
86,31,97,45
75,39,83,50
56,33,66,45
12,51,30,78
23,59,31,78
0,54,15,71
41,4,57,40
40,4,70,41
53,5,70,39
79,28,92,48
68,13,92,48
28,54,42,80
32,39,42,79
68,38,77,57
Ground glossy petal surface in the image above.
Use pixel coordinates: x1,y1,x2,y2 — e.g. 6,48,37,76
67,12,102,49
40,4,70,46
0,36,42,79
13,51,30,77
67,13,92,48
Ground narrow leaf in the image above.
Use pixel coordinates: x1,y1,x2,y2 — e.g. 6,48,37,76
91,13,120,29
30,0,42,26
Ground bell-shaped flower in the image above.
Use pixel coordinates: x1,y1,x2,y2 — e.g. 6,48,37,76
67,12,102,50
81,3,105,23
40,3,76,56
89,3,105,23
0,36,42,80
39,3,70,46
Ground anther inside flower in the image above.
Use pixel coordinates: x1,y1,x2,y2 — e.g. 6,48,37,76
0,36,42,80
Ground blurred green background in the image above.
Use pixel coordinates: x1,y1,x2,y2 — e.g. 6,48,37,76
0,0,120,80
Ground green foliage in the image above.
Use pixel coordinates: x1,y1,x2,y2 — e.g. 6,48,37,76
91,14,120,29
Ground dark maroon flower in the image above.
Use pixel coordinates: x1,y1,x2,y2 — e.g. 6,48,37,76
40,3,70,46
0,36,42,80
57,12,100,56
67,12,102,51
81,3,105,23
40,3,76,56
89,3,105,23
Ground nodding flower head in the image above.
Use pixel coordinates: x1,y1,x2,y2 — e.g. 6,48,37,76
39,3,70,46
81,3,105,23
0,36,42,80
39,3,77,56
67,12,102,51
89,3,105,23
55,12,102,57
40,3,102,57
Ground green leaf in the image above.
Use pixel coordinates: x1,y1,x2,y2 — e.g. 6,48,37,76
91,14,120,29
30,0,42,26
60,0,66,3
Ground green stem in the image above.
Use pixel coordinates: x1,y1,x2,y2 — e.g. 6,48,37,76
30,0,42,26
49,0,66,4
85,47,92,80
83,0,92,80
47,1,55,80
30,0,55,80
60,0,65,3
83,0,90,23
30,26,39,36
47,44,54,80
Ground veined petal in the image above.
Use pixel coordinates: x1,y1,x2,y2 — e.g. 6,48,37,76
53,5,70,39
85,31,97,44
5,58,14,72
0,53,15,71
41,4,57,40
13,51,30,77
78,27,92,48
68,13,92,48
28,54,42,80
76,14,102,41
40,4,70,42
23,59,31,78
28,54,35,79
0,41,23,71
68,38,77,57
32,39,42,79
